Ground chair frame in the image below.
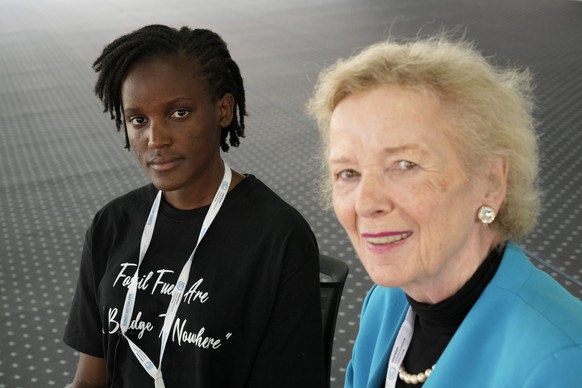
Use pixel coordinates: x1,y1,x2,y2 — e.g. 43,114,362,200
319,254,349,388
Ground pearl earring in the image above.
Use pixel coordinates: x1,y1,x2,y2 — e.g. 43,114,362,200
477,205,496,224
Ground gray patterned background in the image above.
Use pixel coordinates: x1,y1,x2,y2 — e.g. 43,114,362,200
1,0,581,387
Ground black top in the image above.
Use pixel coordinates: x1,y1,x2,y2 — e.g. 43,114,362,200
396,244,505,388
63,175,326,387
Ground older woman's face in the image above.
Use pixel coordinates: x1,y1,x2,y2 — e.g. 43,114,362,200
328,85,492,302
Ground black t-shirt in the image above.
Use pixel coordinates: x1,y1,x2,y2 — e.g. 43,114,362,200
64,175,325,387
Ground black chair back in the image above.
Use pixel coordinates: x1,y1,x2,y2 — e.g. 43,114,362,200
319,254,349,388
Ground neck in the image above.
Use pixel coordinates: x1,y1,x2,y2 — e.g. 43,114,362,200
407,243,504,324
400,244,504,383
403,232,500,304
163,160,243,210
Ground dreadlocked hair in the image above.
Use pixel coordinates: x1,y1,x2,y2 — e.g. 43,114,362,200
93,24,247,151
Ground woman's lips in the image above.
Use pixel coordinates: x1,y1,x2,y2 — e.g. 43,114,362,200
148,156,182,171
361,231,412,252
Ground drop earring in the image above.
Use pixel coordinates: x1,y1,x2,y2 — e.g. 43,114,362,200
477,205,496,225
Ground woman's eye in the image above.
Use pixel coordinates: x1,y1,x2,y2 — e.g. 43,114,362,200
171,109,191,119
127,116,146,126
397,160,417,170
336,169,359,180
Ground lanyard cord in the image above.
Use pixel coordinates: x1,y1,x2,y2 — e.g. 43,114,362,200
385,306,415,388
119,163,232,388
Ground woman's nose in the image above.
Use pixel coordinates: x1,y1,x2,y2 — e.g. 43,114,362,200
355,172,393,217
147,122,171,149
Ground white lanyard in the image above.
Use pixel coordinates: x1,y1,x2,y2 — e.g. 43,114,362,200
384,306,415,388
119,163,232,388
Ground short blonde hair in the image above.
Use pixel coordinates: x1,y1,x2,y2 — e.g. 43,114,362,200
307,35,541,241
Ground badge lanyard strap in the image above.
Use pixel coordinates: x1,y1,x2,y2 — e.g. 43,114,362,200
384,306,415,388
119,163,232,388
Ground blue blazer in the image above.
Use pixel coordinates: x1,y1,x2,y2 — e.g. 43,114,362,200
345,242,582,387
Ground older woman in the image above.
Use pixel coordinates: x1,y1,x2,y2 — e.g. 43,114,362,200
308,36,582,387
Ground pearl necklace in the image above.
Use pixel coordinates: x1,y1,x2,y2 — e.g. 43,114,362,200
398,364,435,385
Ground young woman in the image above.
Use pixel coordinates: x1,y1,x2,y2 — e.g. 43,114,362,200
64,24,325,388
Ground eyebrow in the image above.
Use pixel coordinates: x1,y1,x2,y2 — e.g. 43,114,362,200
328,143,423,163
123,97,197,115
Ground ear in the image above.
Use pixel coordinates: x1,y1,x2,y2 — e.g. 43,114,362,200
217,93,235,128
483,156,509,211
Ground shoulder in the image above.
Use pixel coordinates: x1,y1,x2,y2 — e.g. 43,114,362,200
354,286,408,350
360,285,408,328
99,184,156,213
524,343,582,386
475,242,582,374
362,285,407,312
89,184,156,233
95,184,155,217
226,175,312,229
348,286,408,386
487,242,582,341
420,244,582,386
212,175,318,264
235,176,300,211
